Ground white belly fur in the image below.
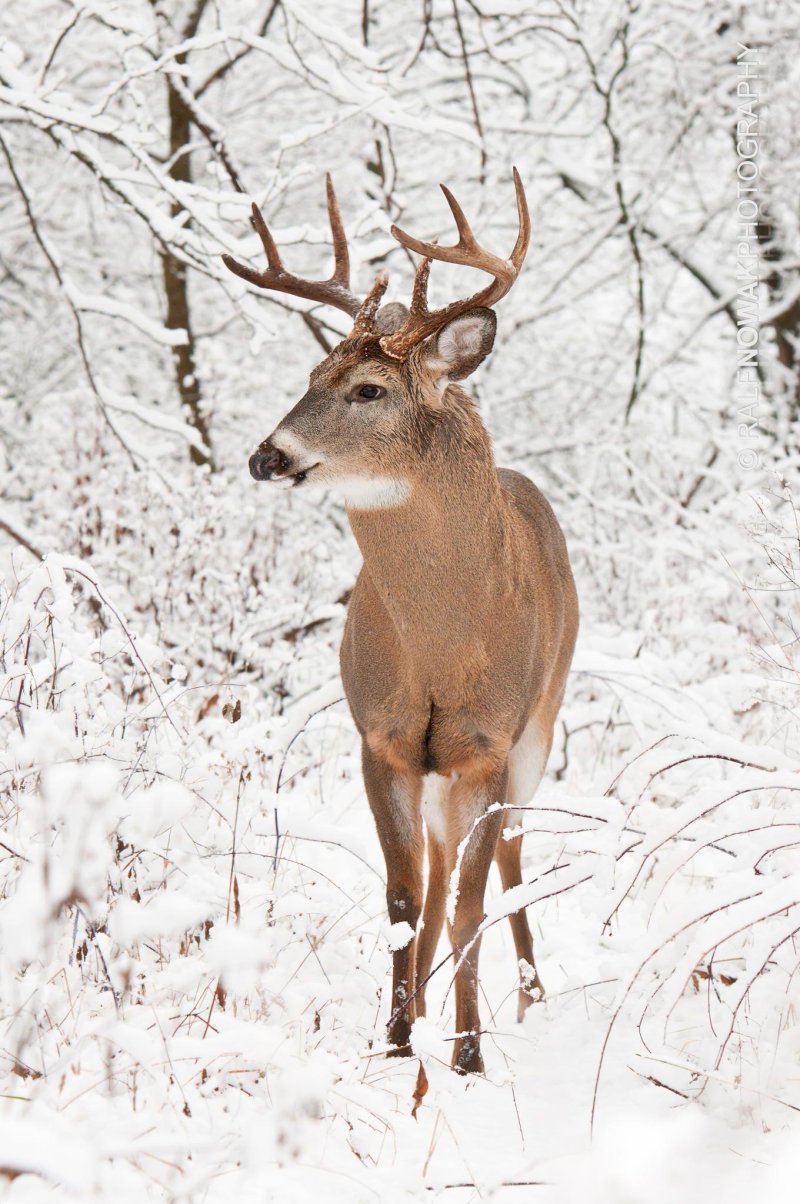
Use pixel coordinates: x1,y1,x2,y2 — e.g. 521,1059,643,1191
506,719,548,828
420,720,548,841
421,773,450,844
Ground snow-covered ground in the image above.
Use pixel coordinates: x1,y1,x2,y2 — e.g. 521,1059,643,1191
2,441,799,1200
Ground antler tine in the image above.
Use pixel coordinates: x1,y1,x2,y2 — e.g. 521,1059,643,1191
352,270,389,334
509,165,531,270
440,185,477,249
380,170,530,359
251,202,283,272
409,257,432,316
222,177,367,320
325,173,350,286
390,186,509,284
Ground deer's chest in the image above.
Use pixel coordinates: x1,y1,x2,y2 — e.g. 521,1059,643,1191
342,568,532,778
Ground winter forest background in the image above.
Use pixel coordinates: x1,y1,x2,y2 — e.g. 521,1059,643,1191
1,1,800,1199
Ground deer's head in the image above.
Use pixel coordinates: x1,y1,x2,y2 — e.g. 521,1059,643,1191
223,172,529,506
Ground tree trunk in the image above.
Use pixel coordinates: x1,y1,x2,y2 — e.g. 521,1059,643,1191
159,18,214,469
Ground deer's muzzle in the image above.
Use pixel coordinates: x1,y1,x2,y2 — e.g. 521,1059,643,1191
249,443,289,481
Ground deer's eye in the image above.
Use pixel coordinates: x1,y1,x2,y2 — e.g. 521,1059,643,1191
353,383,384,402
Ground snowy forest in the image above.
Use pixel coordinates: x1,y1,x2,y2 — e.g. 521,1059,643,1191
1,0,800,1199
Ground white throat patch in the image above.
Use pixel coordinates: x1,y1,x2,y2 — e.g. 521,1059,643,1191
338,475,411,510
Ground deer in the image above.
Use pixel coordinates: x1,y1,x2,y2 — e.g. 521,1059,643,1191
223,170,578,1075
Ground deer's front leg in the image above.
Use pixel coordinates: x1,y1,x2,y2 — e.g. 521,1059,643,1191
361,742,423,1054
447,766,506,1075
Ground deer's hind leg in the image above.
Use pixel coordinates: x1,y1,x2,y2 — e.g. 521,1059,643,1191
361,742,423,1054
495,834,544,1020
446,765,507,1075
496,716,552,1020
415,835,448,1019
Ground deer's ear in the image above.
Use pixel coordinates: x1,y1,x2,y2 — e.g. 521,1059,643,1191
426,308,497,381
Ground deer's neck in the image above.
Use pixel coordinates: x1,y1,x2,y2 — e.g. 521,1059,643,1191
346,400,513,662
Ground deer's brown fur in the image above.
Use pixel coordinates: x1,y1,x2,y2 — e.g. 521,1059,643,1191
226,173,578,1074
340,375,577,1067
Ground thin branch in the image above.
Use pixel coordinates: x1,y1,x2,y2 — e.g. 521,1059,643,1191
0,517,43,560
0,132,139,470
195,0,281,98
451,0,486,178
40,9,83,82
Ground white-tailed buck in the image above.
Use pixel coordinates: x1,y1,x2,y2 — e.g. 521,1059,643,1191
224,171,578,1074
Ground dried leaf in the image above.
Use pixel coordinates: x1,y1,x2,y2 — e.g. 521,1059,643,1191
11,1062,41,1082
197,692,219,721
411,1061,428,1119
222,698,241,723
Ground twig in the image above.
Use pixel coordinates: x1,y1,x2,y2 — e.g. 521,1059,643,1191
195,0,282,97
451,0,486,178
0,518,43,561
276,697,344,792
63,563,182,737
0,133,140,471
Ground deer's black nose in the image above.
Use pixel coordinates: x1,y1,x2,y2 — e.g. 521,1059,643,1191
249,445,288,481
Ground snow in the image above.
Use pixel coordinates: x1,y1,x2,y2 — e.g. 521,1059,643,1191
389,921,416,951
3,483,798,1204
63,284,190,348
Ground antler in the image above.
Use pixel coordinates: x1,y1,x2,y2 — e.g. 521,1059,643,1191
379,167,530,359
223,174,367,320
